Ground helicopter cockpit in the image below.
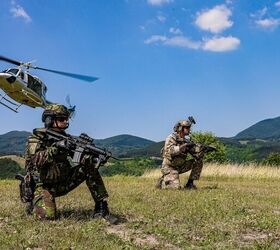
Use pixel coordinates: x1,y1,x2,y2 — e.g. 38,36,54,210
2,68,47,97
27,73,47,98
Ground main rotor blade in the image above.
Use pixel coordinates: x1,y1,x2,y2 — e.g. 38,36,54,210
0,55,21,66
35,66,98,82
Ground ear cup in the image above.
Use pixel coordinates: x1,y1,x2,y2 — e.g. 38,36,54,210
44,116,53,128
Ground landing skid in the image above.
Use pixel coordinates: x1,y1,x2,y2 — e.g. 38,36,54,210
0,93,22,112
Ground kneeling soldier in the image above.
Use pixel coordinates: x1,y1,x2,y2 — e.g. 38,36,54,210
24,104,116,223
157,116,214,190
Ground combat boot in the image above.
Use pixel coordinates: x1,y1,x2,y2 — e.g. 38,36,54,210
184,179,197,190
155,176,163,189
25,201,33,215
93,200,118,225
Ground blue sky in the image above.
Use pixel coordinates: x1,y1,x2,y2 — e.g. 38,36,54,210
0,0,280,141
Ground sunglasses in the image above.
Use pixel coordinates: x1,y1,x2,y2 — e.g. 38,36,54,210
56,117,68,122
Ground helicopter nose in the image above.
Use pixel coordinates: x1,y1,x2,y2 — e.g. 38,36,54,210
6,75,16,84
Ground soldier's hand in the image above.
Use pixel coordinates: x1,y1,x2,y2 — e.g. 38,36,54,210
180,141,195,153
179,143,188,153
53,139,75,151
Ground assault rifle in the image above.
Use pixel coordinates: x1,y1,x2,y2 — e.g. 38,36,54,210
197,144,217,153
181,141,217,159
44,129,118,168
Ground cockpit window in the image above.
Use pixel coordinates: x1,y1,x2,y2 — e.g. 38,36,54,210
27,74,42,96
6,68,19,75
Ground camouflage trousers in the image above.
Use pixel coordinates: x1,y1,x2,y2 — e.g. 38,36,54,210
32,164,108,220
159,158,203,189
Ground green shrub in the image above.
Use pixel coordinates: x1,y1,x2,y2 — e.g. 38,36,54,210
190,131,227,163
262,152,280,166
0,159,24,179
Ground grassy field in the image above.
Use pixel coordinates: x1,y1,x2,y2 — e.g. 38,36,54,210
0,164,280,249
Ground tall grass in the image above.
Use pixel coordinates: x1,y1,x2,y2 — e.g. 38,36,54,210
142,163,280,179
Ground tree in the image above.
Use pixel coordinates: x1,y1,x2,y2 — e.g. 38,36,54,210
262,152,280,166
190,131,227,163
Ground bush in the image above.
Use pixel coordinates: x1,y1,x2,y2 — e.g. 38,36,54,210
100,158,161,176
190,131,227,163
262,152,280,166
0,159,24,179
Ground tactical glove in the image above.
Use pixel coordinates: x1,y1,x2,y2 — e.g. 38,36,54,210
53,139,75,151
179,142,195,153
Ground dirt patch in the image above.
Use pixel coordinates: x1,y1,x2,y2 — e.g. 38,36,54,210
106,224,181,249
273,209,280,214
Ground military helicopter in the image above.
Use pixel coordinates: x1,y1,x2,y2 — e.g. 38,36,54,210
0,55,98,112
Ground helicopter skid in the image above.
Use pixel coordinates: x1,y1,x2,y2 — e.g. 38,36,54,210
0,92,21,112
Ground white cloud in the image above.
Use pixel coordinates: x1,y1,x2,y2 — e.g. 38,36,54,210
275,1,280,7
202,36,240,52
147,0,174,6
164,36,201,49
10,2,31,23
144,35,200,49
157,14,166,23
250,7,268,19
255,18,280,29
195,5,233,33
144,35,167,44
169,27,182,35
145,34,240,52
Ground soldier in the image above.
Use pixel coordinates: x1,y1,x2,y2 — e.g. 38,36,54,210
156,117,207,190
24,104,117,223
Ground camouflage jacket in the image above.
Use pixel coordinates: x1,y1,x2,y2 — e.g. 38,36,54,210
25,128,73,184
162,132,200,166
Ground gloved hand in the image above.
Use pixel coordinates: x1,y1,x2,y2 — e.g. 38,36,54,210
179,143,188,153
179,142,195,153
53,139,75,151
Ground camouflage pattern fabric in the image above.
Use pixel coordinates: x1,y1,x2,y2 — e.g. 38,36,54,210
44,103,70,117
25,128,108,220
159,132,204,189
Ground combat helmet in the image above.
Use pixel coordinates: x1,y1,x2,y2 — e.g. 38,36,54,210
42,103,71,128
173,116,196,133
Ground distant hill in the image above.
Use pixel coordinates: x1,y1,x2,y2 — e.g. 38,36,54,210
95,134,155,156
120,141,164,158
234,116,280,140
0,155,25,168
0,131,155,156
0,131,30,155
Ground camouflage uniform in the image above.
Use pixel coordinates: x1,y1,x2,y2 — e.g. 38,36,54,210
25,128,108,220
160,132,203,189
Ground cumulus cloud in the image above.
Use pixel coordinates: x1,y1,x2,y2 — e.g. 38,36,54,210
145,34,240,52
202,36,240,52
10,1,31,23
144,35,200,49
144,35,167,44
164,36,201,49
195,5,233,33
255,18,280,29
169,27,182,35
147,0,174,6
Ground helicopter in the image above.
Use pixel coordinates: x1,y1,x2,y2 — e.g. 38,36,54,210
0,55,98,112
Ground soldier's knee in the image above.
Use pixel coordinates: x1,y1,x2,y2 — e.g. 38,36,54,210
33,189,56,220
162,170,180,189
